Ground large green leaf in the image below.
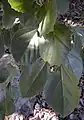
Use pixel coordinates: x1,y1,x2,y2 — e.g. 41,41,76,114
8,0,43,15
56,0,69,13
43,65,79,117
20,58,47,97
38,0,56,36
39,23,71,65
11,28,36,62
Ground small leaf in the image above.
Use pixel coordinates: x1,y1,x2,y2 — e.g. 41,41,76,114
43,65,79,117
11,29,36,62
38,0,56,36
20,58,47,97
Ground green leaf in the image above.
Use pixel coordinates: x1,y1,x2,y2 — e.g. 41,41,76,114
38,0,56,36
19,13,39,31
11,28,36,62
43,65,79,117
56,0,69,13
20,58,47,97
39,23,71,65
8,0,39,13
20,44,40,66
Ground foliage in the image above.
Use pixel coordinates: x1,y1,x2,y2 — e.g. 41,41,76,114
0,0,83,118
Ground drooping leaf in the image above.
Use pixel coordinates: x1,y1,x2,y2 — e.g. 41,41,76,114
56,0,69,13
39,23,71,65
43,65,79,117
11,28,36,62
38,0,56,36
20,58,47,97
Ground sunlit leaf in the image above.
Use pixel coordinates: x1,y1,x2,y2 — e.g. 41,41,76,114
39,23,71,65
38,0,56,36
8,0,33,13
11,28,36,62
